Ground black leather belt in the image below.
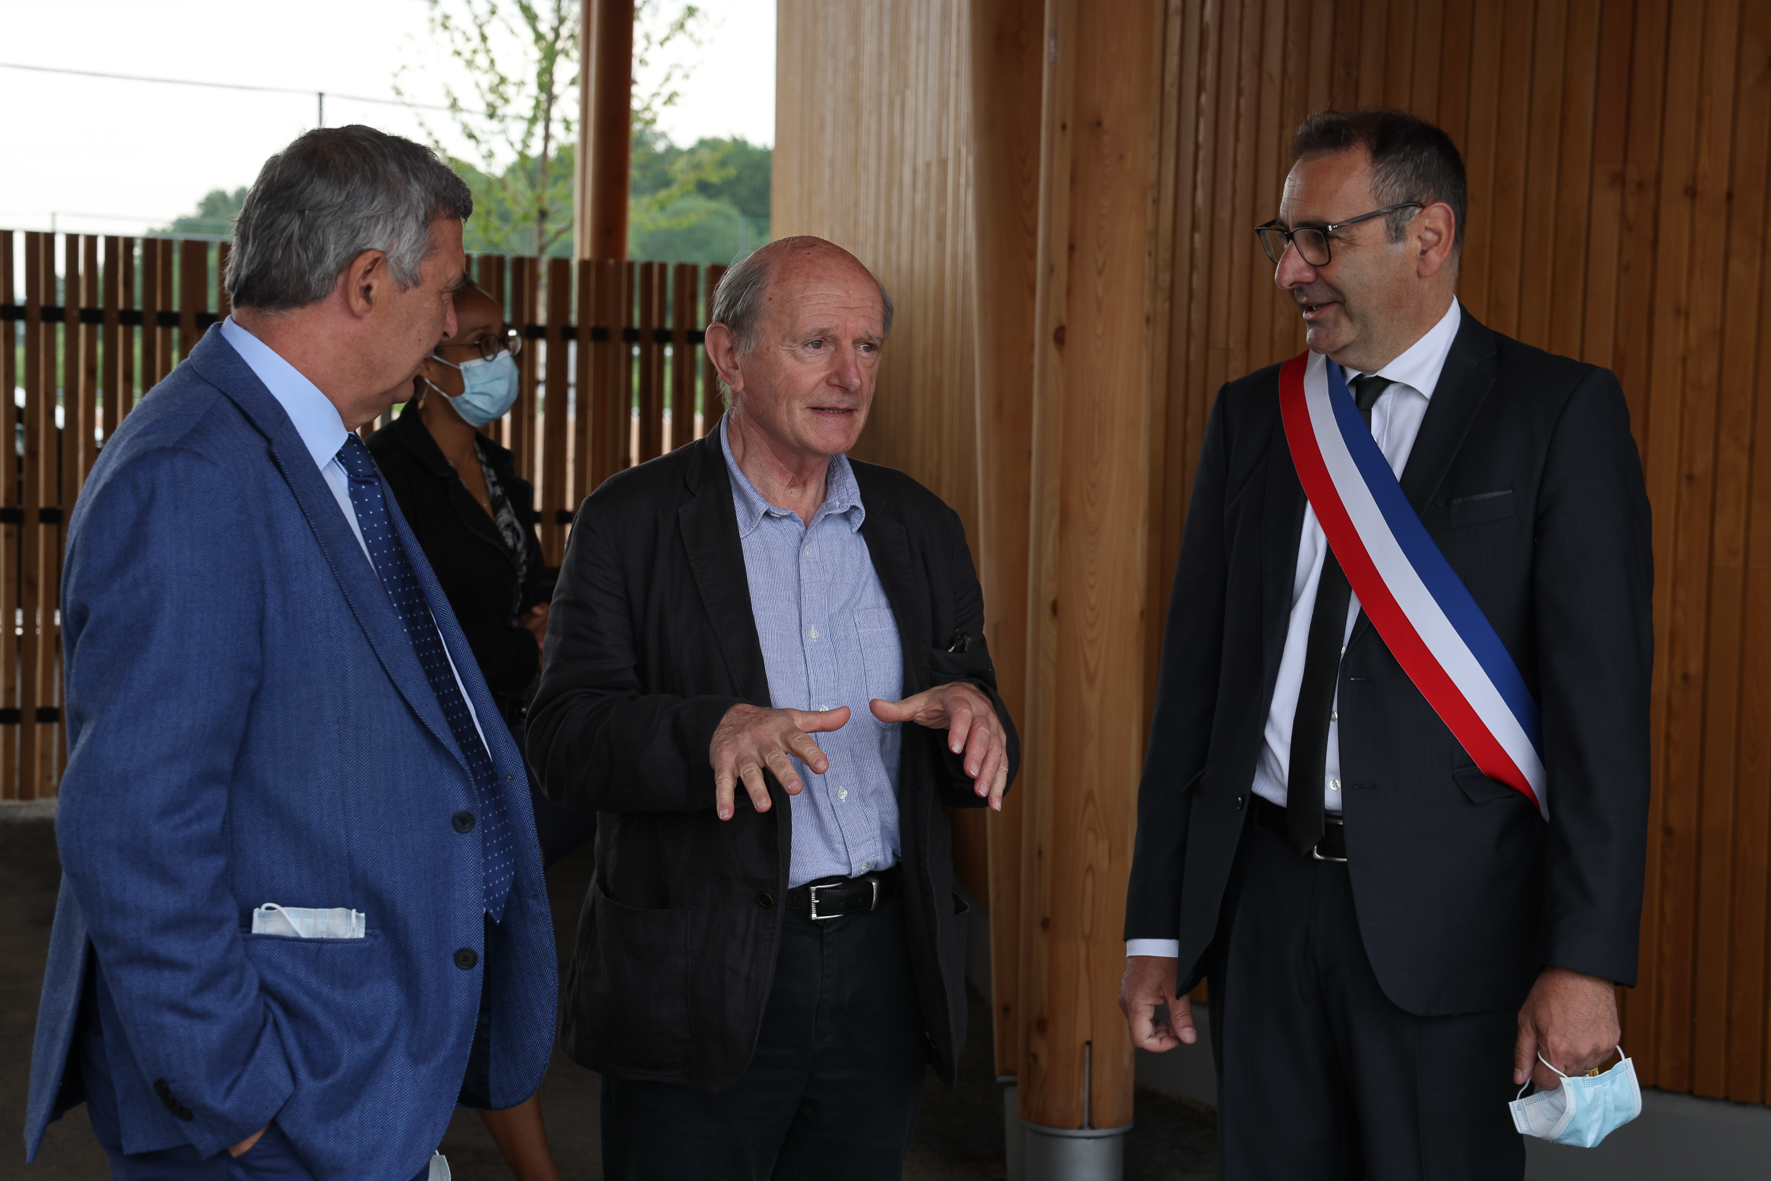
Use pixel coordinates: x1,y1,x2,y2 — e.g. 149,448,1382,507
785,865,901,920
1254,796,1347,862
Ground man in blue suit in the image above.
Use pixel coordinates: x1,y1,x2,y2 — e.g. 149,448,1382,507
24,126,557,1181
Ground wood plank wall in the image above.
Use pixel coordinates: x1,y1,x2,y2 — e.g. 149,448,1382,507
0,240,723,802
773,0,1771,1108
773,0,997,910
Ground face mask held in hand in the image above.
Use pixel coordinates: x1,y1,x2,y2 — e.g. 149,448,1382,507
424,350,521,427
1508,1047,1642,1148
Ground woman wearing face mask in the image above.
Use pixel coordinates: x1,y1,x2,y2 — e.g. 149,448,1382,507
367,283,593,1181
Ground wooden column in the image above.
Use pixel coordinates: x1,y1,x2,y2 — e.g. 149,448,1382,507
575,0,633,261
1016,0,1171,1140
971,0,1045,1088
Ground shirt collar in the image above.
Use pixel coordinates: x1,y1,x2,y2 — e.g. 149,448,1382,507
220,316,351,471
1344,298,1462,401
718,414,866,537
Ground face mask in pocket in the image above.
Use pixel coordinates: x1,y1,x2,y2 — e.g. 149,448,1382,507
1507,1047,1641,1148
250,903,366,939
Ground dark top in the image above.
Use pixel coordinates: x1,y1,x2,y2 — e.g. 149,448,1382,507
527,431,1019,1090
1124,311,1654,1016
367,401,547,718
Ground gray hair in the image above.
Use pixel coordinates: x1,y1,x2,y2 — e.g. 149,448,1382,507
226,125,473,311
709,244,894,407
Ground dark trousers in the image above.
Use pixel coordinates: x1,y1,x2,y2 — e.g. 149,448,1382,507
1208,820,1525,1181
599,891,928,1181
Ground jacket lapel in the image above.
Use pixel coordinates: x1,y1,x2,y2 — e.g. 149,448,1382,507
191,329,468,770
678,434,771,702
851,484,924,692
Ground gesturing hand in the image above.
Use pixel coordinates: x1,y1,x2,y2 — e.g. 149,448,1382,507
1515,966,1621,1091
709,704,851,821
870,682,1009,810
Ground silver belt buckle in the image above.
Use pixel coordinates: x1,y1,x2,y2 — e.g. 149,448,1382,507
807,875,881,920
1311,815,1348,864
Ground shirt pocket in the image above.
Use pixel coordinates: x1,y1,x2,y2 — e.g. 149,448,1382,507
855,607,904,707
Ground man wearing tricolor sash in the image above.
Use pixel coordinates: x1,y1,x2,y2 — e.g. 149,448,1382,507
1120,109,1652,1178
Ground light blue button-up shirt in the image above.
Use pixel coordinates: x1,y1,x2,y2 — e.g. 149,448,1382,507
720,416,903,888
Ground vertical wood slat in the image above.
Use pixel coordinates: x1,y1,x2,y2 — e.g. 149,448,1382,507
1723,0,1771,1106
18,234,48,800
178,238,206,362
573,260,597,510
630,262,644,470
0,231,16,799
637,262,663,462
510,256,539,485
117,239,137,420
668,263,694,453
75,236,100,496
589,260,626,488
702,264,726,438
541,257,572,566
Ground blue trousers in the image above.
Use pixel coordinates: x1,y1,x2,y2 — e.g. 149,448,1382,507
78,980,432,1181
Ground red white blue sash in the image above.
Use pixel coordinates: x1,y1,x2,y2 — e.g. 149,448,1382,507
1278,351,1548,819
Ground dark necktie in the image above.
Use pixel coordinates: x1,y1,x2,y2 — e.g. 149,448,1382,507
1286,374,1391,856
337,435,514,919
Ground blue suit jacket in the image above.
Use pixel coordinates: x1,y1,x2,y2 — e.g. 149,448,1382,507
23,326,557,1179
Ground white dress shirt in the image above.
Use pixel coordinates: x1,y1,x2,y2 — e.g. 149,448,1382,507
1127,299,1462,960
219,316,489,753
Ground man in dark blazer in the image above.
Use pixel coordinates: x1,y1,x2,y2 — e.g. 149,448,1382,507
1119,109,1652,1179
24,126,557,1181
528,235,1017,1180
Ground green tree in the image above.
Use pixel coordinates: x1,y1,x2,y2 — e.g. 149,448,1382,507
155,187,247,238
401,0,709,258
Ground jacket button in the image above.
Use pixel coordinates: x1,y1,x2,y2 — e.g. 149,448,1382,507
452,810,476,833
454,947,479,970
175,1104,194,1122
757,892,774,908
1235,793,1247,809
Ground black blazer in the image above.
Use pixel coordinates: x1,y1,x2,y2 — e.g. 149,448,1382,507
528,431,1018,1090
1125,312,1653,1016
368,403,546,714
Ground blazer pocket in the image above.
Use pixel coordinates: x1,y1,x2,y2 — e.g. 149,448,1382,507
1454,765,1524,805
1446,489,1516,529
581,882,693,1071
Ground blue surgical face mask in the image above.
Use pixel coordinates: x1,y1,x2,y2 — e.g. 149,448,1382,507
1508,1047,1641,1148
424,350,520,427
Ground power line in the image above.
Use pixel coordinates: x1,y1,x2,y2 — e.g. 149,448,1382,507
0,60,455,119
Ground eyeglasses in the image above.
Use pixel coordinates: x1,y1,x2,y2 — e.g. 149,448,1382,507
1253,202,1423,267
438,325,524,363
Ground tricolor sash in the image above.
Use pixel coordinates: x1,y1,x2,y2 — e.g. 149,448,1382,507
1278,350,1548,819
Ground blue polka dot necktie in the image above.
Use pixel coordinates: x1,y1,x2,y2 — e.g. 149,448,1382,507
337,435,514,920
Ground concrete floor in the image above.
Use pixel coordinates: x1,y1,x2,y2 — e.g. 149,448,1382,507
4,807,1215,1179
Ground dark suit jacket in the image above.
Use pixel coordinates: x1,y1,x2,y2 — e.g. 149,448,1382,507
1125,311,1653,1016
368,402,547,715
527,431,1018,1089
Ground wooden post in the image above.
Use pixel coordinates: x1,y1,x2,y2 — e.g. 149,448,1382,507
1016,0,1170,1163
576,0,634,262
971,0,1045,1119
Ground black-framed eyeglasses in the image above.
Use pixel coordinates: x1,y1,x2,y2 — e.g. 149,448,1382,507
438,325,524,363
1254,202,1423,267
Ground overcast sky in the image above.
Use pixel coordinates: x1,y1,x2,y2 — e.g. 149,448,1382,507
0,0,775,238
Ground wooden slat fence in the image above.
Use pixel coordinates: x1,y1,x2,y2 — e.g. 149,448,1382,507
1,232,727,801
